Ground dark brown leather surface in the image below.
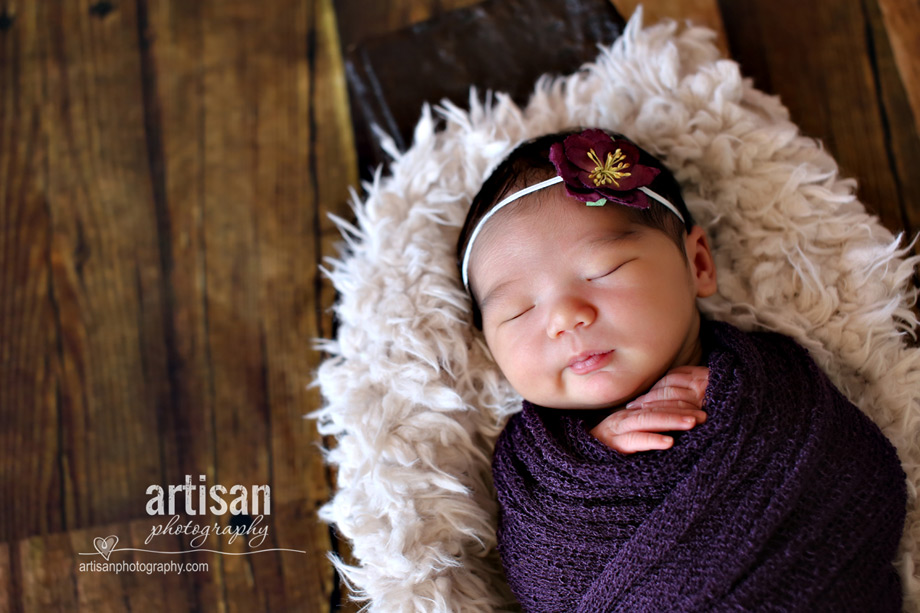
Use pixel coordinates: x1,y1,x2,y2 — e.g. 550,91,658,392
342,0,625,177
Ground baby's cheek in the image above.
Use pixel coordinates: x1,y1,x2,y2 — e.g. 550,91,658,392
500,362,533,396
497,359,545,403
487,331,554,399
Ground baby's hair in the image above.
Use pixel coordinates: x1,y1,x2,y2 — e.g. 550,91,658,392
457,129,696,329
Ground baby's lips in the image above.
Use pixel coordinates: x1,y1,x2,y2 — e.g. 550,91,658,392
567,350,614,375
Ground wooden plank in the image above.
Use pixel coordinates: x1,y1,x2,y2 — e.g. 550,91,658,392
868,0,920,238
140,0,353,609
17,520,199,612
1,0,355,608
610,0,728,56
0,0,168,540
0,541,13,613
305,0,358,605
877,0,920,134
19,531,80,611
334,0,483,49
11,509,332,611
313,0,360,352
133,0,214,512
0,0,58,544
718,0,919,244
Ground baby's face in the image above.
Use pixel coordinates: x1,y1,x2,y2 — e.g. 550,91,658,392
468,186,716,410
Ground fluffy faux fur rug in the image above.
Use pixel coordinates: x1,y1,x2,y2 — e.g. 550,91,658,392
313,11,920,612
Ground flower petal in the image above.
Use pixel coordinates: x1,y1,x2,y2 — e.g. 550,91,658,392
603,189,651,209
549,130,664,208
612,164,659,191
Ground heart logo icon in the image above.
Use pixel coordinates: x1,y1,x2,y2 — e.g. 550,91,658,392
93,535,118,561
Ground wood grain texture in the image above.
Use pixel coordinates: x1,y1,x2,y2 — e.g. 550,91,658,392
610,0,728,55
1,0,355,610
718,0,920,248
334,0,483,50
877,0,920,134
870,0,920,236
13,519,211,611
1,0,165,539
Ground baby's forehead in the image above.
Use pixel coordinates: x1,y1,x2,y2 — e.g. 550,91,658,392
471,192,567,260
477,189,634,244
469,194,638,279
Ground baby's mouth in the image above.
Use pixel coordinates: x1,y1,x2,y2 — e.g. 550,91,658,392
567,350,614,375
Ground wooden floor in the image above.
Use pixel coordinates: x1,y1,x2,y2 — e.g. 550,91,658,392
0,1,917,612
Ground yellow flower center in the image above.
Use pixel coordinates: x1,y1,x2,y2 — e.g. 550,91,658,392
588,148,631,187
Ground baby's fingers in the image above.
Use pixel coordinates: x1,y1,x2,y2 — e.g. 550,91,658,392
591,409,699,439
595,432,675,454
629,369,709,409
650,368,709,394
657,364,710,378
636,401,708,421
627,386,705,409
589,406,707,452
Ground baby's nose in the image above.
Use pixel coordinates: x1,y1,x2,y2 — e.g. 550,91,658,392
546,297,597,338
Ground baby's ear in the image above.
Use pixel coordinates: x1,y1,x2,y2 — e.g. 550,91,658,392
685,226,717,298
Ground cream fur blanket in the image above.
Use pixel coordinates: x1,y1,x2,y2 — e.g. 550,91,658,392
313,11,920,612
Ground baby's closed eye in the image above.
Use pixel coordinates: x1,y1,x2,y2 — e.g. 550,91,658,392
587,258,635,282
502,304,534,323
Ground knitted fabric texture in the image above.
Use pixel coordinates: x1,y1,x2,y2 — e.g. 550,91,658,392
492,320,907,612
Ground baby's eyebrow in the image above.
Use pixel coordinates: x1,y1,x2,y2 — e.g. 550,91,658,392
478,279,518,312
586,230,639,249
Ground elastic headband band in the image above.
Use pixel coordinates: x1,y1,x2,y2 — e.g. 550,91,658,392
460,176,685,289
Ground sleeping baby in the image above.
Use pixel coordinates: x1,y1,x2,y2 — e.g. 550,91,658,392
456,129,907,612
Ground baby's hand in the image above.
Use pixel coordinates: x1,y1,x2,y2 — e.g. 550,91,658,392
588,366,709,454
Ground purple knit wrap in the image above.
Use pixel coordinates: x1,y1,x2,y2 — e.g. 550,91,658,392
492,320,906,612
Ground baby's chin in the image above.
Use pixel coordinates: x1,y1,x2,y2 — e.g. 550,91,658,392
526,388,637,411
548,375,648,410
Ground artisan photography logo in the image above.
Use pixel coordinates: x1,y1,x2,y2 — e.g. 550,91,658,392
78,475,304,570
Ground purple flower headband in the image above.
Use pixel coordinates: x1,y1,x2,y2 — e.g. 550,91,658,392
460,129,685,289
